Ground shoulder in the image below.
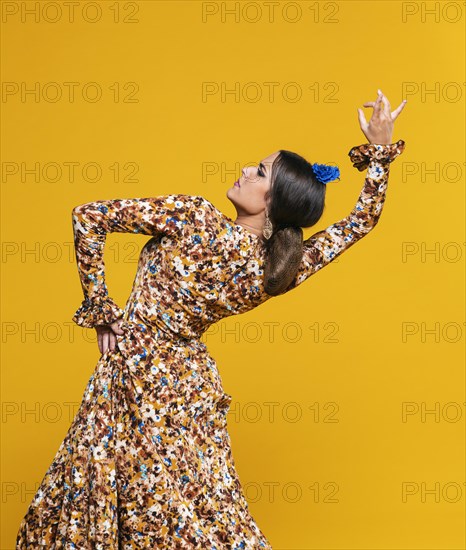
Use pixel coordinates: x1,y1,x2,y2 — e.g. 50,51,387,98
158,194,225,233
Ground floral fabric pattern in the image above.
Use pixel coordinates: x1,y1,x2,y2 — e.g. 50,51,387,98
288,140,406,289
16,140,405,549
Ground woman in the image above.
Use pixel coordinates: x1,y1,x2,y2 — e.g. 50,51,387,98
16,90,407,548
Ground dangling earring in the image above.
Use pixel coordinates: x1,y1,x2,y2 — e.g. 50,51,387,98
262,211,273,240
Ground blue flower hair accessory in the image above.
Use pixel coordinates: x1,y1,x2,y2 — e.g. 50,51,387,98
311,162,340,184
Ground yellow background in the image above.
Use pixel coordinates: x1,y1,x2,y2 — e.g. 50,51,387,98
2,0,464,548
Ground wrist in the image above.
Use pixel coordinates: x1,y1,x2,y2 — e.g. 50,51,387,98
369,138,393,145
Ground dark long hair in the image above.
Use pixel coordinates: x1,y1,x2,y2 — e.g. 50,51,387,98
263,149,327,296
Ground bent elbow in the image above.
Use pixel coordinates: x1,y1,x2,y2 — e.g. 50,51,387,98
72,203,90,215
72,204,85,219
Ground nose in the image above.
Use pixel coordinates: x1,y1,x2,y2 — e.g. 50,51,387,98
243,166,255,178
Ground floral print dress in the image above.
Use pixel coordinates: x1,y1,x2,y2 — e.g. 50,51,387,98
16,140,405,549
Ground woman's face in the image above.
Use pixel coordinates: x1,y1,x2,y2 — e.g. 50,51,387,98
226,151,280,215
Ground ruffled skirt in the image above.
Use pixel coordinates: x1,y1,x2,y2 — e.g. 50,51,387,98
16,320,272,549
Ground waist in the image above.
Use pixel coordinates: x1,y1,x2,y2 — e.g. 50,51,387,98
121,307,207,347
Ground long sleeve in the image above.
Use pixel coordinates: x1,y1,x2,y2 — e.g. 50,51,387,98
71,193,204,328
287,140,406,291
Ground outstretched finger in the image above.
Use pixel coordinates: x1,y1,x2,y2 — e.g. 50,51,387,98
109,331,116,351
391,99,408,120
374,91,384,116
357,108,368,131
380,93,391,118
362,101,376,107
103,331,110,354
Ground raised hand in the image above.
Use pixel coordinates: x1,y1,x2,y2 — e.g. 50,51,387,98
358,89,407,145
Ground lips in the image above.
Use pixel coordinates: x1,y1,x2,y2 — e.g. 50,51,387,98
234,179,241,188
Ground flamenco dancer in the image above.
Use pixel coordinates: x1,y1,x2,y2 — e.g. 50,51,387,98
16,90,406,548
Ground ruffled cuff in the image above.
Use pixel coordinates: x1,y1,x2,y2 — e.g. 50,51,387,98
72,295,125,329
348,140,406,172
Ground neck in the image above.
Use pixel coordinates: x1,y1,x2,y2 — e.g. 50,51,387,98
234,214,264,238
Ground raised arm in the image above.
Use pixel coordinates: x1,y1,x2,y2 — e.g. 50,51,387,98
71,193,204,328
287,139,406,291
